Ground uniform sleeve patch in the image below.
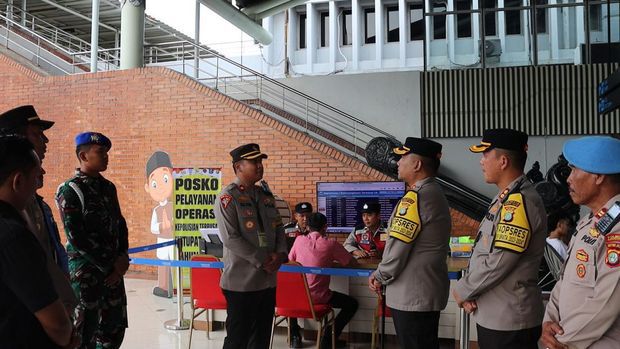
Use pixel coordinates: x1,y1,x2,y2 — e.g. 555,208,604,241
389,191,422,244
220,194,233,209
493,193,531,253
606,234,620,267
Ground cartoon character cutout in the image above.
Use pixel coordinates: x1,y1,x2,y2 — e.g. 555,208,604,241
145,151,174,298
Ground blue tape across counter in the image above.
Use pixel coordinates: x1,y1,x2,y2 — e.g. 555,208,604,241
129,257,461,280
127,239,177,254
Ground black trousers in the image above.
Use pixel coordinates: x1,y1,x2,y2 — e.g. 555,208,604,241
222,287,276,349
291,291,358,340
390,309,440,349
476,324,541,349
328,291,359,339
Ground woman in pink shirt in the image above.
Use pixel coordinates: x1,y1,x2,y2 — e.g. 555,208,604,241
288,213,358,348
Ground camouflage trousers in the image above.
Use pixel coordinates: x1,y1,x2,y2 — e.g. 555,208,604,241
71,268,128,349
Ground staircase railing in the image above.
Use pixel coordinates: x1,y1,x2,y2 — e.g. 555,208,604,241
144,40,395,160
0,8,118,73
1,4,119,67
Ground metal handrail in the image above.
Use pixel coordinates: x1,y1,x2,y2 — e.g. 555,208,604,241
146,40,392,138
1,4,119,65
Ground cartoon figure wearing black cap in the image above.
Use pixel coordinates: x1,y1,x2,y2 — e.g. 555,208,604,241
214,143,287,349
453,128,547,349
344,202,388,258
56,131,129,349
145,151,174,298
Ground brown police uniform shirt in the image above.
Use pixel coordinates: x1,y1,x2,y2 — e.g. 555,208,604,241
373,177,452,312
455,175,547,331
22,197,77,310
214,178,287,292
544,194,620,349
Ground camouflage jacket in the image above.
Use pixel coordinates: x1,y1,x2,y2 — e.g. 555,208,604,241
55,170,129,277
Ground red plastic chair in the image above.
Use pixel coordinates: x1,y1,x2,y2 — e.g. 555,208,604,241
188,254,227,348
270,262,336,349
371,294,392,349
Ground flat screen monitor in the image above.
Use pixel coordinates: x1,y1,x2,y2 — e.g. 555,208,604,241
316,181,406,233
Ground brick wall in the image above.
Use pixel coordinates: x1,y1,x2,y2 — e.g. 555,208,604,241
0,54,479,276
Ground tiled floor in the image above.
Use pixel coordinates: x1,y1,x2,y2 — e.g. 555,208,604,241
121,278,458,349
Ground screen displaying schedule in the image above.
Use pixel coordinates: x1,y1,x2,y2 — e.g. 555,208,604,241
317,181,406,233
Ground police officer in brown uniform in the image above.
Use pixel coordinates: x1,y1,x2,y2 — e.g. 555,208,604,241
541,136,620,349
368,137,451,349
344,202,388,258
284,202,312,248
214,143,288,349
453,129,547,349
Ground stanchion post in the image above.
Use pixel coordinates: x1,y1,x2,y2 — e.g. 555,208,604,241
164,239,190,330
381,285,386,349
458,269,470,349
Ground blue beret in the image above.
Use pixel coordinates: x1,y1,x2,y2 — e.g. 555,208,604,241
563,136,620,174
75,132,112,149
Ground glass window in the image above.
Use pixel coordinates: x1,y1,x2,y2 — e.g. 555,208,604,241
320,12,329,47
299,13,307,49
589,5,602,31
505,0,522,35
483,0,497,37
342,9,352,45
410,2,424,41
535,0,547,34
387,6,400,42
432,1,447,39
365,8,376,44
456,0,472,38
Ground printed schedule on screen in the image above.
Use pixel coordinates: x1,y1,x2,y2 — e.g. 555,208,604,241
316,182,406,233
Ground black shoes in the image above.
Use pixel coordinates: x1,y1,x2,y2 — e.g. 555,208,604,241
289,333,302,348
152,287,172,298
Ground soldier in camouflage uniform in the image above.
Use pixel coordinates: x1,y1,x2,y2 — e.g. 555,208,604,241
56,132,129,349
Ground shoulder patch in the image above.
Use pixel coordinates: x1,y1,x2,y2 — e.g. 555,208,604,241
494,193,531,253
388,191,422,243
220,194,233,209
606,234,620,268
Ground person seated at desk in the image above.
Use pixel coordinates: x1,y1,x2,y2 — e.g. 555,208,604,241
289,212,359,349
344,202,388,258
284,202,313,250
546,212,574,261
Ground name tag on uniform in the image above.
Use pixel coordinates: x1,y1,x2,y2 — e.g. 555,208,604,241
380,233,388,241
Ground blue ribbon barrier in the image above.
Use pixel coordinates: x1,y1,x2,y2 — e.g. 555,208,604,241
129,255,461,280
127,239,177,254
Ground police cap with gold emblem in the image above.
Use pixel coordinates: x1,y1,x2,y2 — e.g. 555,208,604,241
230,143,268,163
361,202,381,214
75,132,112,150
393,137,442,159
0,105,54,131
470,128,528,153
563,136,620,174
294,202,313,213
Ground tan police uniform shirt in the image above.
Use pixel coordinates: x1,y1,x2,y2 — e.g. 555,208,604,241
543,194,620,349
373,177,452,311
454,175,547,331
22,197,77,310
214,178,287,292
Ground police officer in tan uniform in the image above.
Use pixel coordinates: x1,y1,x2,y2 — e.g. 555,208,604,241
368,137,451,349
214,143,288,349
453,129,547,349
541,136,620,349
344,202,388,258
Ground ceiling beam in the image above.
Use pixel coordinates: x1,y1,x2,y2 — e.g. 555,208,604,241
38,0,118,32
